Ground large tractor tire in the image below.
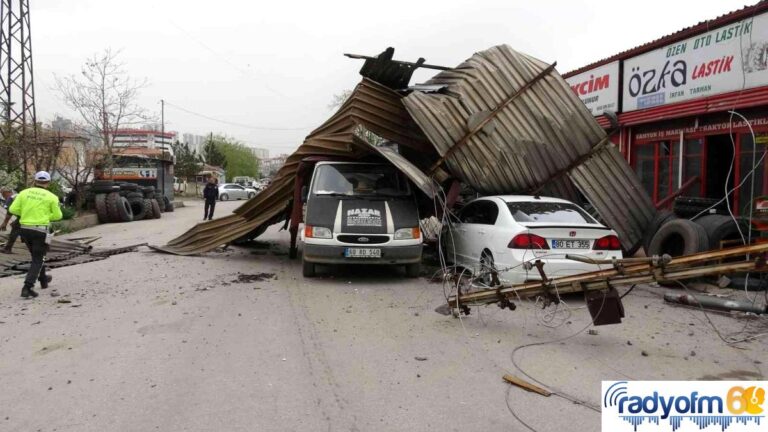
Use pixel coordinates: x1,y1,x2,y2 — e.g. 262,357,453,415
155,198,165,213
643,210,677,254
647,219,709,258
693,214,748,250
95,193,109,223
105,192,122,222
128,197,147,221
162,195,173,212
113,195,134,222
148,198,162,219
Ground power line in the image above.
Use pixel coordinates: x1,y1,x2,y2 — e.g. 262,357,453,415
163,101,313,131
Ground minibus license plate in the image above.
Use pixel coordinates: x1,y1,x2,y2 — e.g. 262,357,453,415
345,248,381,258
551,240,590,249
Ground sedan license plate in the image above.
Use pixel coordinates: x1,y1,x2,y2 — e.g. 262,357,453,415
345,248,381,258
551,239,590,249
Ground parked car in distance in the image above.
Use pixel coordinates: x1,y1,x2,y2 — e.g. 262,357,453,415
442,195,622,285
218,183,257,201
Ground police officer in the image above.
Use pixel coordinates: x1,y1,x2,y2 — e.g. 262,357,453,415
202,177,219,220
0,186,20,253
9,171,62,298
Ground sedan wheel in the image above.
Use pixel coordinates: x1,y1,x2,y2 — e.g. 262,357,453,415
220,193,228,201
478,250,499,287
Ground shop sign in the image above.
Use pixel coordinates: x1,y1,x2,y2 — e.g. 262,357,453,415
565,61,620,116
623,11,768,112
634,116,768,141
110,168,157,179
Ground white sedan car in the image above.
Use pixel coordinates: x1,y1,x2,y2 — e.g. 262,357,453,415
442,195,622,284
218,183,257,201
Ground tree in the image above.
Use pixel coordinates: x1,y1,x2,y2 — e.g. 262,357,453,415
202,134,259,178
202,135,226,167
55,128,101,211
55,48,153,168
171,140,202,180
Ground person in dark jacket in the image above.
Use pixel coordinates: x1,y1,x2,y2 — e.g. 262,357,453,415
0,186,20,253
203,177,219,220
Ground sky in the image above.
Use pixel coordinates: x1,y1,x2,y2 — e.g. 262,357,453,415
30,0,756,156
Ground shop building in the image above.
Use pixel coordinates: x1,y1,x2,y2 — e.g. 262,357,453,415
563,2,768,215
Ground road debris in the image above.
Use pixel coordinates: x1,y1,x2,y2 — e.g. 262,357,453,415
502,374,551,397
414,356,428,361
232,273,275,283
663,292,767,314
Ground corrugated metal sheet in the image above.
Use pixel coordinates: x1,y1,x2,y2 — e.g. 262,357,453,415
402,45,653,250
155,79,434,255
160,45,655,255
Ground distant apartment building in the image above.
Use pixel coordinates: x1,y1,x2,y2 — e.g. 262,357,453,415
260,154,287,177
182,133,208,155
111,129,177,156
249,147,269,160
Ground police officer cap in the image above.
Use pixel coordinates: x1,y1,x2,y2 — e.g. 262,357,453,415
34,171,51,182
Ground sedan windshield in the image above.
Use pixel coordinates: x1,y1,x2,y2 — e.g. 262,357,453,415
507,202,597,224
311,164,410,197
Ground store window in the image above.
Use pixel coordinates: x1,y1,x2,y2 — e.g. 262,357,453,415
683,138,704,197
634,143,655,200
633,140,679,204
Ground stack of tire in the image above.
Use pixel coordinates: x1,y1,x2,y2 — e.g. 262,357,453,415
92,180,166,223
644,210,748,258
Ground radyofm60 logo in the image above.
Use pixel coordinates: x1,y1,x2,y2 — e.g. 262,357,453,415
602,381,766,431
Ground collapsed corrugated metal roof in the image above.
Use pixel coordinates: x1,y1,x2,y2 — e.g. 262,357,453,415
157,45,655,255
402,45,654,250
154,78,437,255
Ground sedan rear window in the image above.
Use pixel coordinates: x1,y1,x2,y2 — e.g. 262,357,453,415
506,202,597,224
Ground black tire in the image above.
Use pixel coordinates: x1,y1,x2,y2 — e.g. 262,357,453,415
643,210,678,254
92,180,114,188
149,199,162,219
128,197,147,221
120,183,139,191
127,192,143,200
478,250,497,286
105,192,122,222
693,214,748,250
729,275,768,292
95,193,109,223
154,198,164,213
247,192,256,199
220,193,229,201
92,184,119,194
117,196,134,222
302,254,316,277
647,219,709,257
162,196,173,212
405,263,421,278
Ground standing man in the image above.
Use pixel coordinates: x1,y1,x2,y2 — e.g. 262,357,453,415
203,177,219,221
0,186,20,253
9,172,62,299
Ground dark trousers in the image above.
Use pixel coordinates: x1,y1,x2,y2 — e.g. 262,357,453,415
3,219,20,251
20,228,47,288
204,200,216,220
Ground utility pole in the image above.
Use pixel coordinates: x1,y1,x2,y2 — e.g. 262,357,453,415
160,99,165,202
0,0,36,184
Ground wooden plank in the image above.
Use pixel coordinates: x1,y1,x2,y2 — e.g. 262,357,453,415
503,374,551,397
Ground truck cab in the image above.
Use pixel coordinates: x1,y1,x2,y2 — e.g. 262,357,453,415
301,161,422,277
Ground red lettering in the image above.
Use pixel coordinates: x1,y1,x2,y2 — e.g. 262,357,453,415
593,75,610,91
578,81,590,95
721,56,733,72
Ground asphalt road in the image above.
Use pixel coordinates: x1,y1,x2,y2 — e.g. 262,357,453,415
1,200,766,431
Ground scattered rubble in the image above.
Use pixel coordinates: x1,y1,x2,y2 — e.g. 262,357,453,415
231,273,275,284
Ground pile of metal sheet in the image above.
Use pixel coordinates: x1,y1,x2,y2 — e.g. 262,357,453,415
158,45,656,255
0,234,141,277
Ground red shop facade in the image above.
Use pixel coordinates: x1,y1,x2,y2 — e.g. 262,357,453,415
564,2,768,215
